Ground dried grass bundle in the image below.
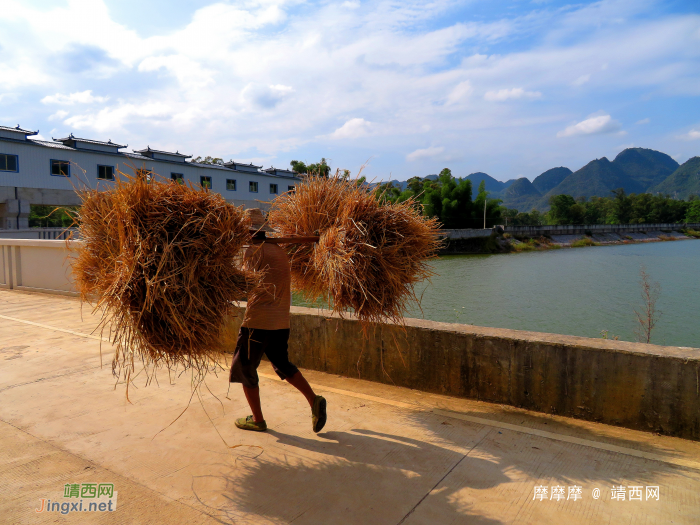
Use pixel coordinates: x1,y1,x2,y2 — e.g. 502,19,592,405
266,176,354,299
268,175,443,325
72,171,258,384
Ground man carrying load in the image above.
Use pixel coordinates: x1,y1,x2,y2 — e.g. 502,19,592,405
229,208,327,433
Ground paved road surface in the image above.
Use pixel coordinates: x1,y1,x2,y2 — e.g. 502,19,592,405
1,290,699,524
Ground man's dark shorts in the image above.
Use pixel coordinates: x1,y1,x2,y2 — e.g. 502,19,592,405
229,327,299,388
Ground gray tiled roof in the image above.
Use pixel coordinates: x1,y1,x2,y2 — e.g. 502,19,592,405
28,139,75,150
55,133,127,149
122,152,156,161
224,161,263,168
187,161,236,171
221,161,274,174
264,167,297,174
0,125,38,135
134,146,191,158
262,167,301,180
5,132,300,179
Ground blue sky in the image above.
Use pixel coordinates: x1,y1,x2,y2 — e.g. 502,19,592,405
1,0,698,183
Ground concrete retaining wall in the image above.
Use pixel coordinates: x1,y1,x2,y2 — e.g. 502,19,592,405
0,239,77,295
221,306,700,441
443,228,494,239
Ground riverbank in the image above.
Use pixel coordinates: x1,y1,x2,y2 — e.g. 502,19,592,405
507,227,699,252
442,227,700,254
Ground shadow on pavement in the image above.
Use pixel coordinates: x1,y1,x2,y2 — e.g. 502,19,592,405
194,427,508,524
402,407,696,488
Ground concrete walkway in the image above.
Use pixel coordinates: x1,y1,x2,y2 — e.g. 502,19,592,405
1,289,699,524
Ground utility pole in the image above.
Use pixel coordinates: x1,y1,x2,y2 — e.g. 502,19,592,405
483,197,487,229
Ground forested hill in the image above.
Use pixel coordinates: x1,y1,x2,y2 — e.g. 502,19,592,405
452,147,687,212
462,172,516,193
613,148,678,189
651,157,700,199
542,157,645,200
374,147,694,213
532,167,572,194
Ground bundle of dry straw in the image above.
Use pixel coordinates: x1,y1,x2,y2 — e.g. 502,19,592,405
73,171,258,383
268,174,442,325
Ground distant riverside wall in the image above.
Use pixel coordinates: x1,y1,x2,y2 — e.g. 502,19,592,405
502,222,700,236
441,223,700,253
444,223,700,240
222,306,700,441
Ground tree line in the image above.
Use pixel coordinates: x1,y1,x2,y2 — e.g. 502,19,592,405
377,171,700,228
508,190,700,226
377,169,504,229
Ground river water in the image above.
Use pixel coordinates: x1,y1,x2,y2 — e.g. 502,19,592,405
402,239,700,348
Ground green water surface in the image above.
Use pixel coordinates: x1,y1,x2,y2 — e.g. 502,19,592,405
405,240,700,348
294,240,700,347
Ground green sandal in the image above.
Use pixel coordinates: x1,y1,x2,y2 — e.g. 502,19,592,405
312,395,327,433
235,415,267,432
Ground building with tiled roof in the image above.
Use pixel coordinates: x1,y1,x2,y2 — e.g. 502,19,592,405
0,124,301,229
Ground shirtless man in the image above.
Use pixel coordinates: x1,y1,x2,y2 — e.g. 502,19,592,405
229,209,327,433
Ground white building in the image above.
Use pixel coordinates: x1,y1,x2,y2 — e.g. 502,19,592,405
0,124,300,229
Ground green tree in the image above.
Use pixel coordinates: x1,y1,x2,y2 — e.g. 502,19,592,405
500,208,545,226
528,209,545,225
686,200,700,223
611,188,632,224
583,197,604,224
289,158,331,177
406,176,424,195
547,194,576,224
28,205,78,228
376,182,402,203
472,179,502,228
290,160,308,174
191,156,224,165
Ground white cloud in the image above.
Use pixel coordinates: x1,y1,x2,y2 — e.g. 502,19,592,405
138,55,215,89
483,88,542,101
330,118,373,139
572,74,591,86
1,0,699,177
557,114,622,138
636,118,650,125
446,81,473,105
48,110,69,121
406,146,444,161
41,90,108,105
64,102,172,133
678,129,700,141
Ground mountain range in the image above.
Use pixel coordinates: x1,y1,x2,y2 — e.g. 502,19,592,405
385,148,697,211
496,148,700,211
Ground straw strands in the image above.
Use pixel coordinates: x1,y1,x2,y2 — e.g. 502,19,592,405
72,171,258,384
268,174,443,325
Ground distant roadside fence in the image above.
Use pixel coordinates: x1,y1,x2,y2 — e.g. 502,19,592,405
0,227,77,240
